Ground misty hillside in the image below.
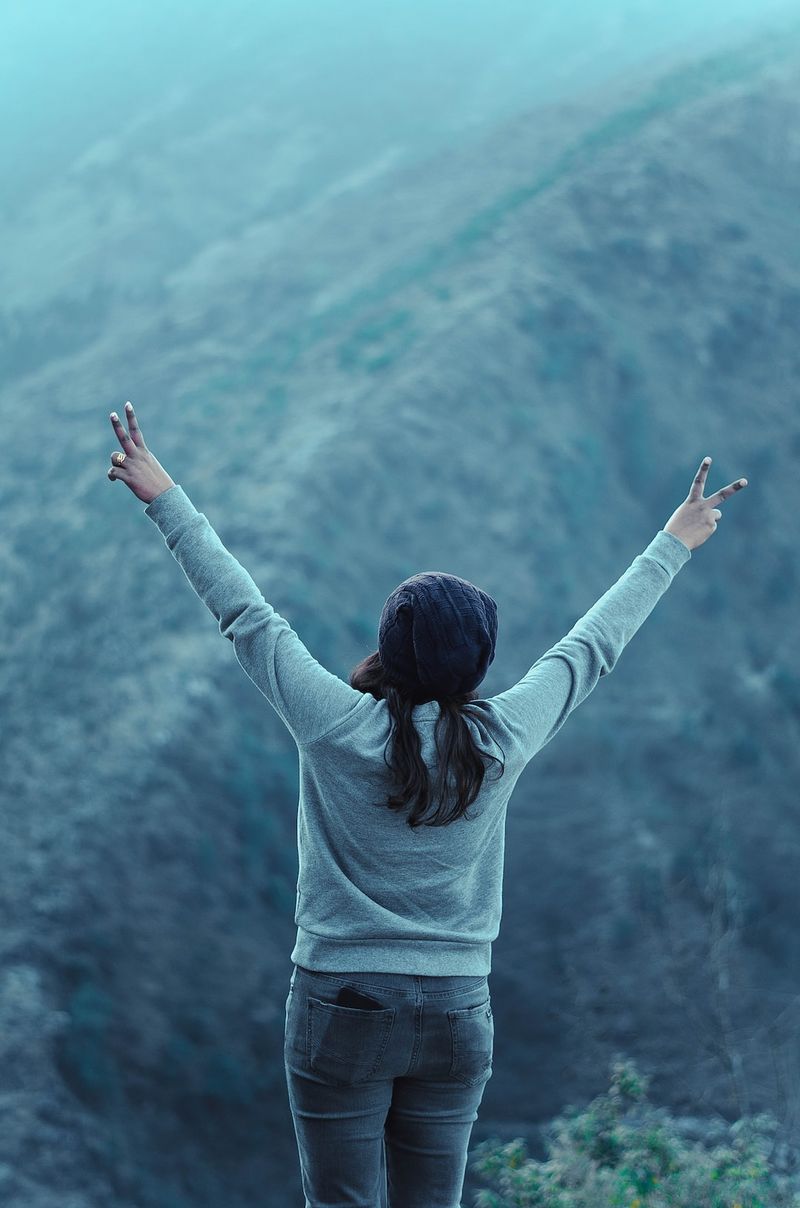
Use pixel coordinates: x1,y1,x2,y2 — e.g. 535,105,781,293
2,15,800,1208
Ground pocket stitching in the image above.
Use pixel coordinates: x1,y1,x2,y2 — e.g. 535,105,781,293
448,997,493,1086
306,996,396,1084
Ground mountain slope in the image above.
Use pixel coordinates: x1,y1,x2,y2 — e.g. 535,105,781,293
1,21,799,1208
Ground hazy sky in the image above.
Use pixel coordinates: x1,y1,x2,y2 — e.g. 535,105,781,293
3,0,799,210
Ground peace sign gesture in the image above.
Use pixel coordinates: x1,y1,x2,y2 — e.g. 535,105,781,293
106,401,176,505
663,456,748,551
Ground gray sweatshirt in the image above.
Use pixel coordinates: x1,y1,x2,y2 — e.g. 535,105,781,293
144,484,691,976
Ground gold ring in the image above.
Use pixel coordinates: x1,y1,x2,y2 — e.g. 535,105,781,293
115,452,126,465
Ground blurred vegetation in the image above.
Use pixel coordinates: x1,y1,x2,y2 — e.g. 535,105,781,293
470,1057,800,1207
3,9,800,1206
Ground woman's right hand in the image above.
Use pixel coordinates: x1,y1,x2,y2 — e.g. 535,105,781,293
663,456,748,551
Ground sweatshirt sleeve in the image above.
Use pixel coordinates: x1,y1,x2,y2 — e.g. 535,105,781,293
486,529,692,766
143,484,366,747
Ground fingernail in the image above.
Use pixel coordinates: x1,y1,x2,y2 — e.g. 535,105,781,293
125,402,133,410
110,412,118,420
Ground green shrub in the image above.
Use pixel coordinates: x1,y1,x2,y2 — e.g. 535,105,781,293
470,1057,800,1207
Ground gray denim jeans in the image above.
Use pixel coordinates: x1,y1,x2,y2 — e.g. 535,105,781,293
283,963,494,1208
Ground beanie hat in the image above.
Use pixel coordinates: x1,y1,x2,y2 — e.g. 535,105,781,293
378,571,498,698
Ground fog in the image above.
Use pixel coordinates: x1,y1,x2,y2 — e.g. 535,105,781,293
2,3,799,1206
4,0,799,209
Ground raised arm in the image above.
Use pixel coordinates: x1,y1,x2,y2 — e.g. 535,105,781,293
106,402,365,746
487,455,748,765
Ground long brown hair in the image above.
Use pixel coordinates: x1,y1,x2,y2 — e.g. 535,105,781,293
348,651,506,829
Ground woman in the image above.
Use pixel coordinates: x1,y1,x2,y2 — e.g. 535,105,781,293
106,402,747,1208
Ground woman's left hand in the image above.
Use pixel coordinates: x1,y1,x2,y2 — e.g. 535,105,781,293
107,401,176,504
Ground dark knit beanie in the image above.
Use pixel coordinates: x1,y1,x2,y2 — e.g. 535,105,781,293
378,571,498,698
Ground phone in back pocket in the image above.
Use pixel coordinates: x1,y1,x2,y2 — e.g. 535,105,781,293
335,984,384,1010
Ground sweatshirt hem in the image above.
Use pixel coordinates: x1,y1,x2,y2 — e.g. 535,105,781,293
290,929,492,976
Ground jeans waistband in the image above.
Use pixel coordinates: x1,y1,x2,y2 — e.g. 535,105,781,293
293,963,489,997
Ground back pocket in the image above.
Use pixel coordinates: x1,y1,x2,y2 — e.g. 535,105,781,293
448,997,494,1087
307,996,396,1086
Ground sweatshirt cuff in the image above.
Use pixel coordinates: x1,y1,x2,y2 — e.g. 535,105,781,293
641,528,692,577
143,483,196,534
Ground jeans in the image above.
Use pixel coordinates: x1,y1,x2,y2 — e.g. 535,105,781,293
283,963,494,1208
